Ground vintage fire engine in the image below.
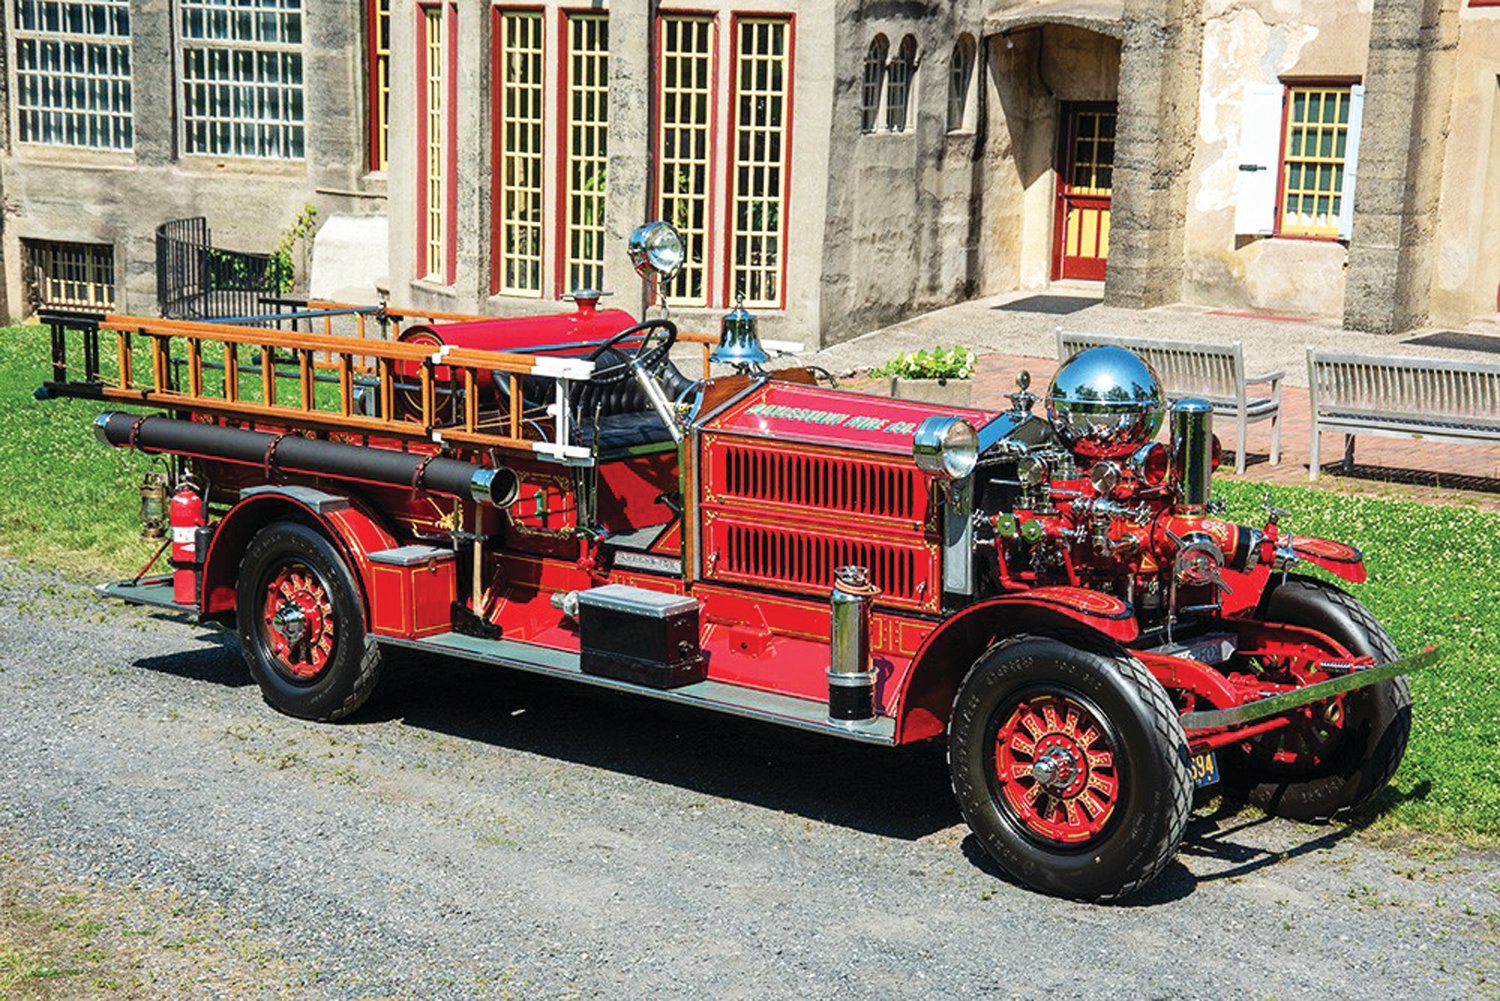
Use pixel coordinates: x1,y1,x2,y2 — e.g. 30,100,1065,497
40,222,1435,902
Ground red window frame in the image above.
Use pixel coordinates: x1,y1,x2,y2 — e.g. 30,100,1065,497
416,2,458,285
651,10,720,308
490,4,548,296
1271,80,1357,243
554,7,610,298
365,0,390,172
723,12,795,311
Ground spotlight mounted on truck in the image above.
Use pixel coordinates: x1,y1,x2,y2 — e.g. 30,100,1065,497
912,416,978,480
627,221,686,283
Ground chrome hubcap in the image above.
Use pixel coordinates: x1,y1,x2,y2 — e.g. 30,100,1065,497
1030,747,1079,792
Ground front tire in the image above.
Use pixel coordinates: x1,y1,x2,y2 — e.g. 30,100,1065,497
948,634,1192,902
237,521,382,721
1222,574,1411,822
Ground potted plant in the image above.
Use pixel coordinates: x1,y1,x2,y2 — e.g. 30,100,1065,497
871,346,977,406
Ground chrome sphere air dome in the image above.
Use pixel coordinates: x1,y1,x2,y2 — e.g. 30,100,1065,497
1046,346,1166,458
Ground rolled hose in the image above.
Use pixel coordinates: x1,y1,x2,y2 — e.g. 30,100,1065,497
94,412,519,508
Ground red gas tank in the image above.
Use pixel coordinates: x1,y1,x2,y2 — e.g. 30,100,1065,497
170,484,206,605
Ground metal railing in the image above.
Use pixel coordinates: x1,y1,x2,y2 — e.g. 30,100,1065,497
156,217,286,322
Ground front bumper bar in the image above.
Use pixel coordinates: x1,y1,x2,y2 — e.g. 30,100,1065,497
1179,646,1439,732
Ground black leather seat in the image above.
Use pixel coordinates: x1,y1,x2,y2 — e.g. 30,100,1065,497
499,350,693,459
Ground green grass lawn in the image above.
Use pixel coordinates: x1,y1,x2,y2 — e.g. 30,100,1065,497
0,325,157,577
2,322,1497,841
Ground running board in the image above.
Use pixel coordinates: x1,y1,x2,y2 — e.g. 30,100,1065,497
377,631,897,746
98,577,196,614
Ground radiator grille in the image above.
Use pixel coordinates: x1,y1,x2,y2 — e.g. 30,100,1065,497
715,521,928,605
719,444,922,521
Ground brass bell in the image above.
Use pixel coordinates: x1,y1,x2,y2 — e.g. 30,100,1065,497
712,293,769,370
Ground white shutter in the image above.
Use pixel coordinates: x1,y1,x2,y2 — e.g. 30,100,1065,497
1337,84,1366,242
1234,83,1286,236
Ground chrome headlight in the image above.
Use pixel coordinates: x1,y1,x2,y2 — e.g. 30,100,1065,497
913,416,978,480
627,221,686,282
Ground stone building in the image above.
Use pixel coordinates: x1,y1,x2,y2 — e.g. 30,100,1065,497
3,0,1498,349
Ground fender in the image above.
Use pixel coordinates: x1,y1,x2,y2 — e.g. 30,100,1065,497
1289,535,1366,584
199,485,398,623
891,587,1138,744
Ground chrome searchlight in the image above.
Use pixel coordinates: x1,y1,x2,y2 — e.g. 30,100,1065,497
913,416,978,480
627,221,686,282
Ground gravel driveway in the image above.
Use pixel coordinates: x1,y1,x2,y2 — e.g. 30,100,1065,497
1,559,1495,1000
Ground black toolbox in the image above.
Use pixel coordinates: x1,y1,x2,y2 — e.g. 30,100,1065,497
577,584,705,689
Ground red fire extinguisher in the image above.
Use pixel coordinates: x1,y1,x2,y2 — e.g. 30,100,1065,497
170,483,206,606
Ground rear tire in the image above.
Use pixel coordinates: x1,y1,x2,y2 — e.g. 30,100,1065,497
948,634,1192,902
1222,574,1411,822
236,521,382,721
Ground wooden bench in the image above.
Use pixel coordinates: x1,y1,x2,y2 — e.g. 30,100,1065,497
1057,330,1284,473
1306,349,1500,481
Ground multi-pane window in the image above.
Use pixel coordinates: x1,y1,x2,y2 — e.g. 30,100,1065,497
1278,86,1351,238
13,0,133,149
886,36,916,132
1069,108,1115,194
562,13,608,295
179,0,304,159
418,3,454,282
24,239,116,310
367,0,391,171
494,10,544,295
657,15,714,306
729,17,790,308
860,36,886,134
948,35,974,132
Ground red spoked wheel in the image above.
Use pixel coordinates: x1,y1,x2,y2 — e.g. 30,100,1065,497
949,635,1191,902
1222,575,1412,822
237,521,382,722
261,561,337,683
992,691,1121,846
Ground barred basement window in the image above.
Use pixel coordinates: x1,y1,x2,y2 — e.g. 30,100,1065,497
656,14,714,306
860,36,887,134
494,10,544,296
179,0,305,159
886,35,916,133
729,17,791,308
367,0,391,171
418,3,455,283
1278,85,1352,238
25,239,116,310
14,0,133,149
563,13,608,295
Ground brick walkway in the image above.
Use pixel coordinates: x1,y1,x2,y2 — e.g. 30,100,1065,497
970,352,1500,512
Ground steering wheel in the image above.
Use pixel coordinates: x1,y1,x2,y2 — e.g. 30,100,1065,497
585,319,678,385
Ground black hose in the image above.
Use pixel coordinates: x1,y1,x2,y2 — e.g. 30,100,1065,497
94,412,518,508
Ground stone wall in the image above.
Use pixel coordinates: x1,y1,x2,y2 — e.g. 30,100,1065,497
1178,0,1372,318
0,0,384,319
817,0,993,348
1424,4,1500,327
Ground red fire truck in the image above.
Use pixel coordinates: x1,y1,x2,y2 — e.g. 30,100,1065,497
40,222,1435,902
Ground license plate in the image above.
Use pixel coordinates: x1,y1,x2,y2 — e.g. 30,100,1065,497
1189,750,1220,789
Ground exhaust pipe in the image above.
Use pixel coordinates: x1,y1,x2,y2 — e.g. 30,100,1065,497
828,565,879,724
94,412,519,507
1170,399,1213,515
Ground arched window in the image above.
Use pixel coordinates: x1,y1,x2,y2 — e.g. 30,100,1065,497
948,34,975,132
860,36,887,133
886,35,917,132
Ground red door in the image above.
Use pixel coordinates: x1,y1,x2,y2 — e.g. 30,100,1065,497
1053,102,1117,282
